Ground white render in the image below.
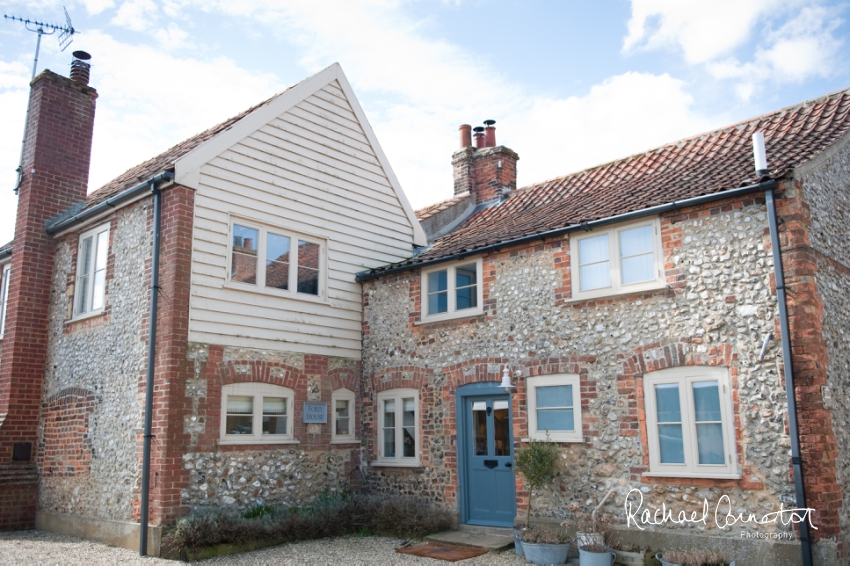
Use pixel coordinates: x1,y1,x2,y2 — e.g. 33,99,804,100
177,64,423,358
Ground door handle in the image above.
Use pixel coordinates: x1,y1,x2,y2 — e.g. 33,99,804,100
483,460,498,469
505,462,512,468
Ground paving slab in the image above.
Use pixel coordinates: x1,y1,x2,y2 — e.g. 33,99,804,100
425,529,515,551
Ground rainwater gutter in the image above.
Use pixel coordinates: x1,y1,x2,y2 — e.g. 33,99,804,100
138,174,171,556
356,179,778,282
766,188,812,566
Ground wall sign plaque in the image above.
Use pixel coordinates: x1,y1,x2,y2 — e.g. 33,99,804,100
302,402,328,423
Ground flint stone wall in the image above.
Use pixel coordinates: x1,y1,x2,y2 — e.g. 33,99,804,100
362,200,798,539
38,200,150,521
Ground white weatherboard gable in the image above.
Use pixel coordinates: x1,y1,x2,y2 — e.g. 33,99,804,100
174,63,426,247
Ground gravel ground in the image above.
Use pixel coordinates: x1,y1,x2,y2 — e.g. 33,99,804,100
0,530,529,565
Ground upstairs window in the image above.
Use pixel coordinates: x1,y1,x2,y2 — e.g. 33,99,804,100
643,367,738,478
420,258,483,323
229,219,325,299
74,223,110,317
220,383,295,444
0,263,10,336
570,218,664,301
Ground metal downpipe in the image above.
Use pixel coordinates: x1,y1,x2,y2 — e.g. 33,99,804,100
139,181,162,555
766,187,812,566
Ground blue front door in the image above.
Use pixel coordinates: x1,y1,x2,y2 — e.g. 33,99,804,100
464,394,516,526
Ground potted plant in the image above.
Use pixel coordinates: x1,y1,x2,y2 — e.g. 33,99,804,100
520,524,572,565
656,547,735,566
567,489,613,551
512,432,561,560
609,540,652,565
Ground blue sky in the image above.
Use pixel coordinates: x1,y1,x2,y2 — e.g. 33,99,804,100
1,0,848,244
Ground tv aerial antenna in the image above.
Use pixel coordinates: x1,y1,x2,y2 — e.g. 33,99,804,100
4,7,77,79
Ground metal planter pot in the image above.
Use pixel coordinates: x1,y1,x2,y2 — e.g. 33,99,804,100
521,541,570,564
514,529,524,556
578,546,616,566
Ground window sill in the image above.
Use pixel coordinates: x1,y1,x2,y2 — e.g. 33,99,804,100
66,309,107,325
330,439,360,445
522,436,584,444
219,438,300,446
370,460,423,468
222,281,328,306
565,281,667,304
642,471,742,480
415,307,484,325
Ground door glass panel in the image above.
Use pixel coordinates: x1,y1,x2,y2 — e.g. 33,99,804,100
473,402,488,455
494,403,510,456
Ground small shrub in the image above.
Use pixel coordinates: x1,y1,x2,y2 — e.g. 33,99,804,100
662,547,730,566
520,524,571,544
162,493,454,555
513,432,559,527
242,504,276,520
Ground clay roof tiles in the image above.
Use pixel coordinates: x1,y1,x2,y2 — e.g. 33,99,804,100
398,87,850,269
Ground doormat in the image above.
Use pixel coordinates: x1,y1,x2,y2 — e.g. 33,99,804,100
396,542,489,562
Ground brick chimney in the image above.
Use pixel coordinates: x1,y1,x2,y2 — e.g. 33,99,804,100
452,120,518,204
0,55,97,493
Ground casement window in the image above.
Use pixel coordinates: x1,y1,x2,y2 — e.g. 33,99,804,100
74,223,110,317
375,388,420,466
569,218,664,301
220,383,296,445
527,374,583,442
229,219,325,299
643,367,738,478
420,257,484,323
0,263,10,337
331,388,356,443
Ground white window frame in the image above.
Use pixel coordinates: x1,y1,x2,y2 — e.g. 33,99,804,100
0,262,10,337
419,257,484,324
331,388,357,444
569,218,665,301
643,367,739,479
219,382,297,445
73,223,110,319
526,374,583,442
227,217,327,302
374,388,421,467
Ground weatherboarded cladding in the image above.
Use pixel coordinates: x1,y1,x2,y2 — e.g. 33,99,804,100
187,81,414,358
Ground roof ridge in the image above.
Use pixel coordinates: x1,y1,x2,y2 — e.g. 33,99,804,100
514,85,850,193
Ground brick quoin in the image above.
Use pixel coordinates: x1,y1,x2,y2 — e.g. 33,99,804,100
0,71,96,528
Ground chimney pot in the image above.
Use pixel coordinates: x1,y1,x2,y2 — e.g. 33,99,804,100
473,126,485,149
483,119,496,148
70,51,92,86
459,124,472,148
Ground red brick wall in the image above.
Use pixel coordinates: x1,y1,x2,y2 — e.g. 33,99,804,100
0,464,38,529
451,146,519,203
0,70,96,503
38,388,96,478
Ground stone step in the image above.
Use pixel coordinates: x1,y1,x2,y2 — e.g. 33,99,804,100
457,524,515,537
425,529,515,551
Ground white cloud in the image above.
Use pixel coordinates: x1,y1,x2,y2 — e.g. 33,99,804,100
82,0,116,16
513,72,714,186
706,5,843,101
622,0,843,101
622,0,795,64
111,0,160,31
153,22,191,49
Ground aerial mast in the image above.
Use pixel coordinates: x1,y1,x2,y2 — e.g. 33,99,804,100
3,7,78,193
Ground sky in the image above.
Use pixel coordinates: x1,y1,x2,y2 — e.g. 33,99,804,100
0,0,849,245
